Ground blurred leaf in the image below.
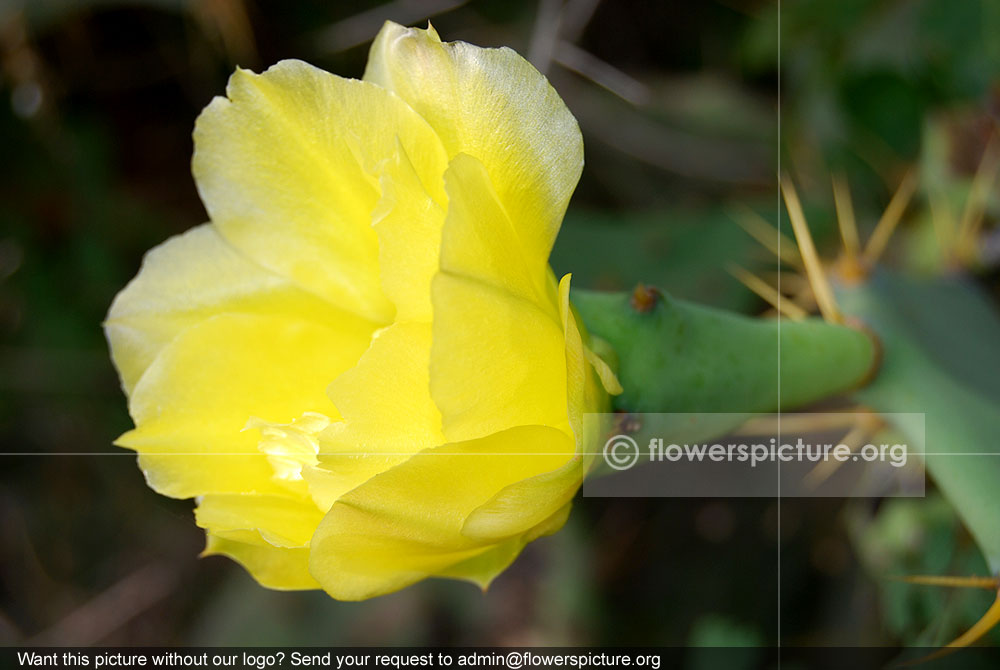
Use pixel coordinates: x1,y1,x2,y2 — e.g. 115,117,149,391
688,613,763,646
686,615,763,670
838,270,1000,573
841,71,925,159
554,207,768,311
846,495,998,646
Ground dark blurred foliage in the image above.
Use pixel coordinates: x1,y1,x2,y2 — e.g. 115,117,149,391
0,0,998,650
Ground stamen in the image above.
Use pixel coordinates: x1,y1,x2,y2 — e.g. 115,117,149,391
245,412,331,482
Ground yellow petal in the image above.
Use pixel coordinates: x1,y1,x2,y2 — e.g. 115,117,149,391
432,537,525,590
195,494,324,548
203,532,319,590
192,59,448,322
299,456,405,513
430,272,568,442
132,452,282,502
372,141,447,322
585,347,624,396
440,153,551,303
436,502,572,590
323,322,442,453
119,313,369,498
559,274,589,444
105,224,369,395
557,274,616,448
365,22,583,267
307,322,445,509
462,457,581,541
524,500,573,541
308,425,573,600
429,155,568,441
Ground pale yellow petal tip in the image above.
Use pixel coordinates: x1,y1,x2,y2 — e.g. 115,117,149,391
241,59,319,87
374,19,442,43
436,557,514,596
198,539,217,560
371,20,441,60
557,273,573,325
558,272,623,396
112,430,140,451
202,533,320,591
227,64,257,90
586,348,624,395
475,575,496,594
365,20,458,89
440,567,499,595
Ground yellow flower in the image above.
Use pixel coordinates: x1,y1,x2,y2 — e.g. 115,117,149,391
104,21,620,600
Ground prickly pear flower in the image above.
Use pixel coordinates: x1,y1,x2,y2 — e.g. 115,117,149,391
104,21,620,600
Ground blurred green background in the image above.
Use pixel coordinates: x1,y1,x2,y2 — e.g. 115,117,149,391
1,0,998,652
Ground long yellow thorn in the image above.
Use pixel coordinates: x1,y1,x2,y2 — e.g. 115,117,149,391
942,592,1000,649
896,575,1000,590
863,168,919,265
780,175,843,324
727,265,809,320
803,423,869,489
832,173,861,261
735,411,874,437
927,188,957,261
957,132,1000,263
764,271,809,292
903,591,1000,665
792,283,818,311
728,204,803,268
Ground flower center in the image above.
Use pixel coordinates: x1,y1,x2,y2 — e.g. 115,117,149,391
245,412,331,482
